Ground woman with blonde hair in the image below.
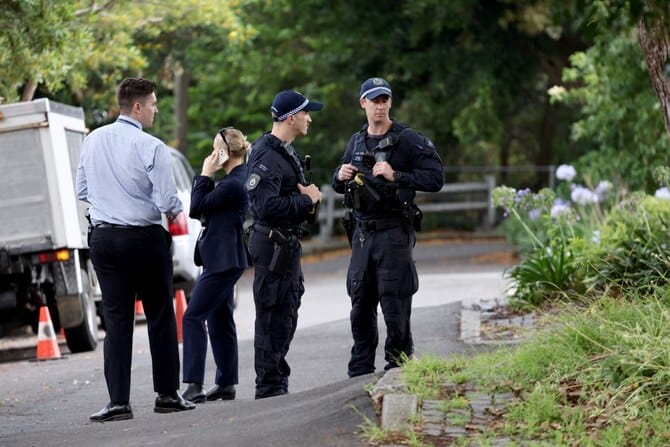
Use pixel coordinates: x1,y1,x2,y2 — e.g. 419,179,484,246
181,127,250,403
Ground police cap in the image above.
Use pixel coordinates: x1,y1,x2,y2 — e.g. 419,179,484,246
359,77,392,100
271,90,323,122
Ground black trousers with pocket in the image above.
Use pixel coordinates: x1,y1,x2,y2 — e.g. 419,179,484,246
346,224,418,378
248,230,304,399
90,225,180,404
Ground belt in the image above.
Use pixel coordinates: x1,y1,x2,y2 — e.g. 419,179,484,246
356,217,403,232
251,223,305,239
94,222,136,229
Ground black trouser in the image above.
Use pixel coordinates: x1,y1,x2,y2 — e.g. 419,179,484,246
90,225,180,404
182,268,244,386
346,224,418,378
248,230,304,399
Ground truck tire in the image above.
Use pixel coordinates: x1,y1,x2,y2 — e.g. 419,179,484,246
64,269,98,353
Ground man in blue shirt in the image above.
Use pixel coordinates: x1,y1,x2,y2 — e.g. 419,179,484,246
76,78,195,422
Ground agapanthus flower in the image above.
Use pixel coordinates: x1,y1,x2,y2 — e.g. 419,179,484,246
591,230,601,244
550,201,571,218
595,180,613,201
571,185,598,205
655,187,670,200
528,209,541,220
556,164,576,182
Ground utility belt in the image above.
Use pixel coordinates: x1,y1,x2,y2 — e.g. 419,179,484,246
342,210,422,247
250,223,307,239
356,217,403,232
250,222,302,275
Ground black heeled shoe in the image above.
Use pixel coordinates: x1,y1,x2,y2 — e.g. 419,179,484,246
181,383,206,403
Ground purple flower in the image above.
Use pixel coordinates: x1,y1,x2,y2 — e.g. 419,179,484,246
595,181,613,201
556,164,576,182
550,202,571,218
655,187,670,200
571,185,598,205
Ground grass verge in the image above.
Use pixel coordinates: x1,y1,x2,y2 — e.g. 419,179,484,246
386,290,670,446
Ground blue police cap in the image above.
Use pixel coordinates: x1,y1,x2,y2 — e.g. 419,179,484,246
359,77,392,100
271,90,323,122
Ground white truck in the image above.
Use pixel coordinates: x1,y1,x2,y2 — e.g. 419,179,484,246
0,99,100,352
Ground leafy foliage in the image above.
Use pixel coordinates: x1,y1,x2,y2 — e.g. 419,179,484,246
577,195,670,295
556,31,670,192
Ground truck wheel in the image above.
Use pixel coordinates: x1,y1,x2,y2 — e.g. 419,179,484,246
64,270,98,353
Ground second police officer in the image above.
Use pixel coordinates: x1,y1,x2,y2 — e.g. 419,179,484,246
333,77,444,378
246,90,323,399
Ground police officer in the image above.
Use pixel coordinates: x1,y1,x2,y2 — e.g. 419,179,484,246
246,90,323,399
332,77,444,378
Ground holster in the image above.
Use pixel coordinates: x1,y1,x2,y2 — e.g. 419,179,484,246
402,205,423,232
268,229,298,275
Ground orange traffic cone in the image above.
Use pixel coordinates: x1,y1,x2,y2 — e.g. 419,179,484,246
36,306,62,360
135,299,144,317
174,289,187,343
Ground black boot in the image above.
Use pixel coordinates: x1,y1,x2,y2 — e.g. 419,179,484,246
181,383,206,403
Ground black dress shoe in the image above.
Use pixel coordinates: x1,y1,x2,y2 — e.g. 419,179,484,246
181,383,206,403
205,384,236,401
154,393,196,413
90,402,133,422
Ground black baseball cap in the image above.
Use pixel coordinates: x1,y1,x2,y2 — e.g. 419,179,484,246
359,77,392,100
271,90,323,122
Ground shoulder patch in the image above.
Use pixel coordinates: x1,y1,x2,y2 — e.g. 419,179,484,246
246,173,261,190
258,164,268,172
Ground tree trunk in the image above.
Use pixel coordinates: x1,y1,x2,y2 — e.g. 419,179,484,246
638,10,670,139
173,61,190,154
20,78,38,102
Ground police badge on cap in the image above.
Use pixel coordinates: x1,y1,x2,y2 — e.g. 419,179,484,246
359,77,393,100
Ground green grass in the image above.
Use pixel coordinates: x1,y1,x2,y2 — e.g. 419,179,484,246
369,290,670,446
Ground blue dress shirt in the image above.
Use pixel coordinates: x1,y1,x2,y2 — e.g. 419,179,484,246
76,115,183,226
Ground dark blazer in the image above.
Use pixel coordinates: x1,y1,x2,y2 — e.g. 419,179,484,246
189,165,249,273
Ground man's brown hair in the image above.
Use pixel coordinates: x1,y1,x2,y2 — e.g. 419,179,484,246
117,78,157,114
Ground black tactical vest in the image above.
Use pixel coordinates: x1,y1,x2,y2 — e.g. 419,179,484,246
344,123,408,214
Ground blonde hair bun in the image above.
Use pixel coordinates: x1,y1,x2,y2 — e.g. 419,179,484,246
221,127,250,154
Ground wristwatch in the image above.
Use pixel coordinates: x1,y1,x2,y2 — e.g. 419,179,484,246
393,170,402,182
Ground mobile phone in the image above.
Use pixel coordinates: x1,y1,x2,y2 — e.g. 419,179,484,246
217,148,229,166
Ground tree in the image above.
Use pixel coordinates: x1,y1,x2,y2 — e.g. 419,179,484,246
638,2,670,137
549,0,670,191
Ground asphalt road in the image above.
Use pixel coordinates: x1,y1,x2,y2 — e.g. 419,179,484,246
0,236,513,446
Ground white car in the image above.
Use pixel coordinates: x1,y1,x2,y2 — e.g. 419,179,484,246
167,147,202,295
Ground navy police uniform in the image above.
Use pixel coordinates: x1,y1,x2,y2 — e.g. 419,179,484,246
246,132,313,399
182,165,249,389
333,120,443,377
